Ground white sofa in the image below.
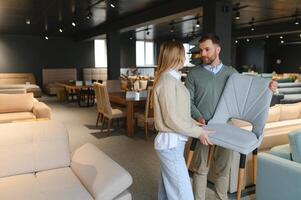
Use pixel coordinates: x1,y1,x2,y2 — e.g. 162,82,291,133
0,121,133,200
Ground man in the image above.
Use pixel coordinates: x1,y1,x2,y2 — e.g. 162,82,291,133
185,33,277,200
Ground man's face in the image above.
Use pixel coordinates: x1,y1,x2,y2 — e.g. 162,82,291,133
199,39,221,65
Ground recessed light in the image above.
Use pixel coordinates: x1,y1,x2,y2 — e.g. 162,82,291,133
235,40,238,44
266,35,269,39
59,28,63,33
280,40,284,44
246,38,250,42
45,36,49,40
280,36,283,39
26,19,31,25
72,22,76,27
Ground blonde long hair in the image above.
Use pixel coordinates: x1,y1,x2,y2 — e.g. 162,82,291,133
151,41,185,108
153,41,185,89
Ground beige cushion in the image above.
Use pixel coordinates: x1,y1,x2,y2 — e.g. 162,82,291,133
0,121,70,178
112,107,126,119
0,112,36,123
71,143,133,200
279,102,301,121
229,118,252,128
0,168,93,200
267,105,281,122
0,93,34,113
36,167,93,200
0,174,43,200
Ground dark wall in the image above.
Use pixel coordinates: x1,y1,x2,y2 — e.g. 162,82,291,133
120,33,136,68
0,34,94,86
266,41,301,73
235,40,266,73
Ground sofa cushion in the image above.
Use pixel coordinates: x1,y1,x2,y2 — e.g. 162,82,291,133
288,130,301,163
36,167,93,200
279,102,301,121
0,173,44,200
270,144,292,160
0,121,70,178
0,168,93,200
0,93,34,113
267,105,281,122
0,112,36,123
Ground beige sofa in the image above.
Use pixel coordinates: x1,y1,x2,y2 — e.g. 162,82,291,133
42,68,77,95
0,73,42,97
0,121,133,200
220,102,301,193
0,93,51,123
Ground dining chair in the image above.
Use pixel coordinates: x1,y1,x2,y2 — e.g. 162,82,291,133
94,82,103,127
204,73,272,200
98,83,126,134
134,87,154,139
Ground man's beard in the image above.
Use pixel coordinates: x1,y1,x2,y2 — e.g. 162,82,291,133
202,54,217,65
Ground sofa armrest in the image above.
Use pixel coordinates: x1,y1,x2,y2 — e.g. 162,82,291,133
256,152,301,200
32,102,51,119
71,143,133,200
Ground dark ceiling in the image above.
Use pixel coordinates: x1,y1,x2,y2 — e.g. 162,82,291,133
0,0,301,42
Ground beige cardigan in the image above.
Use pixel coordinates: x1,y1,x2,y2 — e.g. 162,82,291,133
154,72,203,138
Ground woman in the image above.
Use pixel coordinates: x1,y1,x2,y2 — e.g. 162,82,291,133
153,41,213,200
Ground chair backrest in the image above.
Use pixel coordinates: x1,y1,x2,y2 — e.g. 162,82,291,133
94,82,103,113
208,73,272,138
99,84,113,117
144,87,154,121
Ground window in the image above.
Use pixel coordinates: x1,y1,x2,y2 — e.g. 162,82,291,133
183,43,195,67
94,40,107,68
136,41,154,67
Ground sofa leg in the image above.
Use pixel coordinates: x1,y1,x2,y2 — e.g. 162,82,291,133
206,145,215,168
237,154,246,200
252,149,258,184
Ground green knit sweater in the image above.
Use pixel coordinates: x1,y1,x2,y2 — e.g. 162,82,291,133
185,65,238,121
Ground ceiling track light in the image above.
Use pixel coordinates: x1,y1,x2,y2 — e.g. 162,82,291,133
110,1,116,8
26,19,31,25
235,11,240,20
294,16,300,25
86,10,92,20
72,21,76,27
249,17,255,31
196,19,200,28
45,36,49,40
59,28,63,33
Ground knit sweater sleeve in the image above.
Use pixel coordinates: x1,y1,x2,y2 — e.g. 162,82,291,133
185,72,203,120
157,80,202,138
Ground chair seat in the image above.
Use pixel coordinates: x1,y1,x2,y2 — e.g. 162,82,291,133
111,107,126,119
205,123,260,155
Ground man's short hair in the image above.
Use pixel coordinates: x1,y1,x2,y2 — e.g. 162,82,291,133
199,33,221,47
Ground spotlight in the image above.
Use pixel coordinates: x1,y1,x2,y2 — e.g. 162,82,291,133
280,36,283,39
170,26,174,33
45,36,49,40
251,24,255,31
266,35,269,39
86,10,92,20
246,38,250,42
235,40,238,44
249,17,255,31
129,37,133,40
299,33,301,37
235,11,240,20
280,40,284,44
26,19,31,25
294,17,300,25
196,20,200,28
72,22,76,27
110,1,116,8
59,28,63,33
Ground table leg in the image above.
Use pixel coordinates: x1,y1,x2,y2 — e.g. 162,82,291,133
126,101,134,137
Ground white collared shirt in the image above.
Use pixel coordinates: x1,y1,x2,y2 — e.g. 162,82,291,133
203,62,223,74
154,70,188,150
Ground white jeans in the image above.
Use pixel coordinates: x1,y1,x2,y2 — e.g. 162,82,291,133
156,140,194,200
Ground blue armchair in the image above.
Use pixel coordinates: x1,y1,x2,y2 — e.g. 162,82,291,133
256,130,301,200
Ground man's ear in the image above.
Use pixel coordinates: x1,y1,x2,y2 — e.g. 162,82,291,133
216,46,221,54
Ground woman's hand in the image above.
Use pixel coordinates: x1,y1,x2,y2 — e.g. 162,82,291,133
199,128,214,146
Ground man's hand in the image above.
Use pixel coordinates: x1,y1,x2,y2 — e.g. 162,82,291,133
197,117,206,126
269,80,278,93
199,128,214,146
